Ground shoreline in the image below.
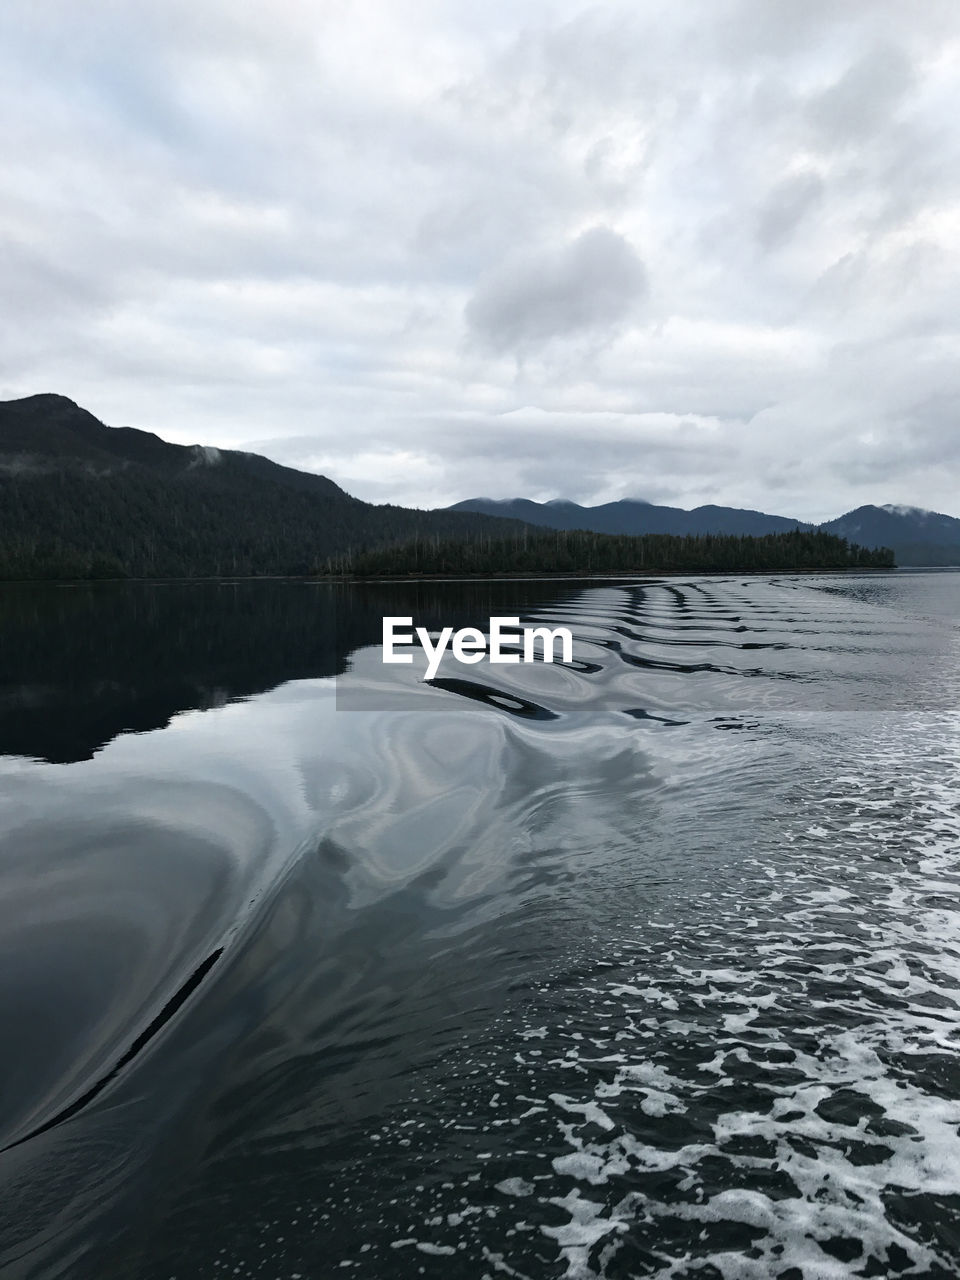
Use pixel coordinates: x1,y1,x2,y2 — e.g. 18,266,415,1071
321,565,900,582
0,565,913,587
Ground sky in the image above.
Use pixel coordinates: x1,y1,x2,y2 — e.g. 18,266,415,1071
2,1,960,521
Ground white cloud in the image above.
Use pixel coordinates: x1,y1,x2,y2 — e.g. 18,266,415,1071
2,0,960,518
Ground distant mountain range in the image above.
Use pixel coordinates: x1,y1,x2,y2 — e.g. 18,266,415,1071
449,497,806,537
450,498,960,566
0,393,955,578
0,394,527,579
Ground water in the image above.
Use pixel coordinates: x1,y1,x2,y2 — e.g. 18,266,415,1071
0,570,959,1279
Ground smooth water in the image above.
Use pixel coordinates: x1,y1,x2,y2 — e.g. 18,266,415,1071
0,571,959,1279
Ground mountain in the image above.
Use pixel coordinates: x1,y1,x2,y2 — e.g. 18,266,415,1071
0,392,349,495
0,394,529,579
449,496,810,537
2,395,954,578
451,496,960,566
820,505,960,566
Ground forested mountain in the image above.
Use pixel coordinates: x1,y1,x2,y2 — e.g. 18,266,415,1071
333,528,894,577
0,395,947,580
452,496,960,566
449,496,811,536
0,395,528,579
820,505,960,566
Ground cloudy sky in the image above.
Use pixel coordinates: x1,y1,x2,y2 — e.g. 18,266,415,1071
3,0,960,521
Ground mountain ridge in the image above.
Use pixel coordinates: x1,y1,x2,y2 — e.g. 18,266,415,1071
450,497,960,566
450,495,809,537
0,394,530,578
1,394,955,575
0,393,352,498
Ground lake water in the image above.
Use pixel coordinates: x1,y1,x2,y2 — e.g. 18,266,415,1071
1,570,959,1279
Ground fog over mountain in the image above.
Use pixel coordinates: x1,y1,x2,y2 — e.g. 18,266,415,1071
2,2,960,519
821,504,960,566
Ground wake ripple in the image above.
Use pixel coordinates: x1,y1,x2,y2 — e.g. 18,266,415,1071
281,713,960,1279
7,574,960,1280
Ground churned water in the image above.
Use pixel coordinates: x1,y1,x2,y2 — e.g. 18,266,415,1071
0,571,958,1279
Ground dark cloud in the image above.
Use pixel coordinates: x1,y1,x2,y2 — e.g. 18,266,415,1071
757,172,824,251
806,45,916,147
464,227,646,353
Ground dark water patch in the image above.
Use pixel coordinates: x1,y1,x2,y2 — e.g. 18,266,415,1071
1,947,223,1153
0,578,582,762
622,708,690,726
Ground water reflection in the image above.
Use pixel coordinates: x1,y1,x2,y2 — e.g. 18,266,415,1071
0,579,582,762
0,572,958,1280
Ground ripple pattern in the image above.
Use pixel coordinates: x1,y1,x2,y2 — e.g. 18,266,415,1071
3,573,960,1280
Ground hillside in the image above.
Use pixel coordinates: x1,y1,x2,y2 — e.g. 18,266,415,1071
820,505,960,566
452,496,960,566
0,396,951,579
0,395,527,579
449,496,810,537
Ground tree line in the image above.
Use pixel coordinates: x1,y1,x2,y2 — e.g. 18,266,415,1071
0,464,894,582
0,465,527,580
329,527,895,577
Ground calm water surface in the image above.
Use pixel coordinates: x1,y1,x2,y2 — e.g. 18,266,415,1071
0,571,959,1279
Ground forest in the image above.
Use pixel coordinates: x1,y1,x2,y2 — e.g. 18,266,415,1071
0,397,898,581
328,527,896,577
0,394,540,579
0,463,529,580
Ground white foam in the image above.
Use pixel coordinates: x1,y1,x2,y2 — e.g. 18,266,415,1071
516,714,960,1278
496,1178,535,1198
